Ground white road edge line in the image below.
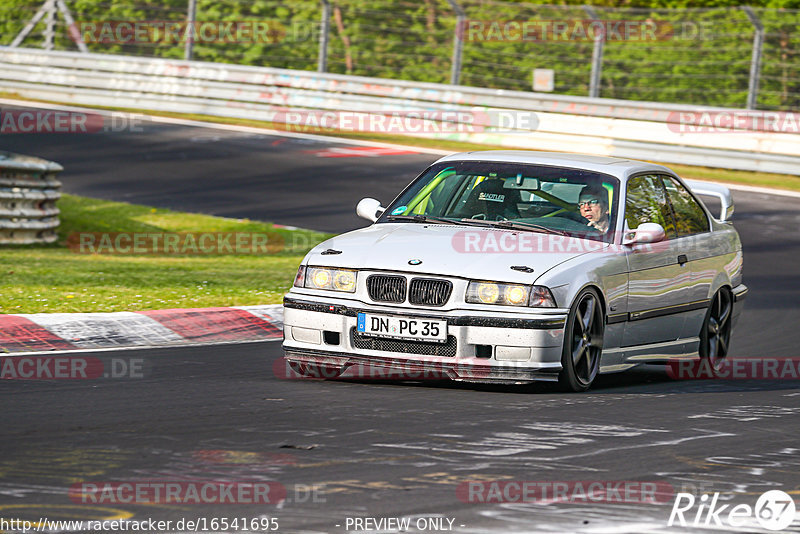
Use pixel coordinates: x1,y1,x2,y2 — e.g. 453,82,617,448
5,97,800,199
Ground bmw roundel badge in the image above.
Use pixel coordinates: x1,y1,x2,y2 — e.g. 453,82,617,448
408,259,422,265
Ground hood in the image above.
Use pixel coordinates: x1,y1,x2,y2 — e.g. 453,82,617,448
304,223,604,283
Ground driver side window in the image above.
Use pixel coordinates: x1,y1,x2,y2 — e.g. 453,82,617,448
625,175,678,239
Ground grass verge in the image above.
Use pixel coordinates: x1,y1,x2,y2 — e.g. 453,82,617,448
3,91,800,192
0,194,332,313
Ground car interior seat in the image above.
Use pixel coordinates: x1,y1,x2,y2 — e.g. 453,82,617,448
458,179,521,220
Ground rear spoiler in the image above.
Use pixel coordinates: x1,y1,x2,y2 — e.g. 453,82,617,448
683,179,734,223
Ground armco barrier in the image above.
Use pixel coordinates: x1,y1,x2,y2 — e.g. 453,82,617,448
0,151,62,244
1,47,799,175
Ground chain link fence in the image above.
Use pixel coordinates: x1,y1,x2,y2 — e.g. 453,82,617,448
2,0,798,111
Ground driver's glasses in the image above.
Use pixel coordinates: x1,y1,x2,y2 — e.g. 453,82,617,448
578,199,600,208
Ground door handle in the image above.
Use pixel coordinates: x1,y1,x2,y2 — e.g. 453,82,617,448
677,254,688,265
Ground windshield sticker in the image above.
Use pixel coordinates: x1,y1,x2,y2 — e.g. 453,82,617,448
478,193,505,203
391,206,408,215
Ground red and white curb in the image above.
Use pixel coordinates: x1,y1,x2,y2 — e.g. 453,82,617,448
0,305,284,354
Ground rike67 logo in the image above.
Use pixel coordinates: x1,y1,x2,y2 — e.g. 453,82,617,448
668,490,796,531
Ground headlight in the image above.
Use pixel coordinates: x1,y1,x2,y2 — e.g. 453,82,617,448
304,266,357,293
466,281,555,307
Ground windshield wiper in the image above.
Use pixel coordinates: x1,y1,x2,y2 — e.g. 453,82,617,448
459,218,569,236
386,214,460,225
387,215,500,228
385,215,562,234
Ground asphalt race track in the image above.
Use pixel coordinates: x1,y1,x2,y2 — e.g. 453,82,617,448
3,344,800,533
2,113,800,533
1,112,433,234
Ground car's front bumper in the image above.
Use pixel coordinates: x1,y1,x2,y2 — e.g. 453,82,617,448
281,294,568,383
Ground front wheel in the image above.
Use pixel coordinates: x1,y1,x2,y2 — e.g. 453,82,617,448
699,288,733,371
558,288,605,392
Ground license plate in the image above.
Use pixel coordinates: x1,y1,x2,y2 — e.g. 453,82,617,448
357,313,447,343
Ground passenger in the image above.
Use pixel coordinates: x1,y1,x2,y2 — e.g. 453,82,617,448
578,185,610,233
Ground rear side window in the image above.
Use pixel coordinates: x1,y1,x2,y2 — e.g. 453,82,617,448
625,175,677,239
662,176,710,236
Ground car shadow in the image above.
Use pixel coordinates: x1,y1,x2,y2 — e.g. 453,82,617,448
325,363,800,395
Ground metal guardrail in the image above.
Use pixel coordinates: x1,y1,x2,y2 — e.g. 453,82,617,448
0,151,63,245
1,47,799,175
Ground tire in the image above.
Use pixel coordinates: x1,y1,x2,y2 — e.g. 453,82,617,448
558,287,605,392
699,287,733,372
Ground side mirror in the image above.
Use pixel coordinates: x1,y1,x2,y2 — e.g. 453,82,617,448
623,222,666,246
356,197,384,222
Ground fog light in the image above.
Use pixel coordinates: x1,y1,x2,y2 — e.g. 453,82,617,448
475,344,492,358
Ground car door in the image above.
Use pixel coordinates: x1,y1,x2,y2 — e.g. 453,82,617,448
621,174,691,347
660,175,714,340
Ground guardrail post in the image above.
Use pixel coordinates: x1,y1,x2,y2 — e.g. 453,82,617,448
0,151,63,245
10,1,50,48
56,0,89,53
583,6,604,99
317,0,331,73
44,0,56,50
742,6,764,110
445,0,465,86
11,0,89,52
184,0,197,61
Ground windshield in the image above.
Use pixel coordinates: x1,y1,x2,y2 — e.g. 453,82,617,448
378,161,620,241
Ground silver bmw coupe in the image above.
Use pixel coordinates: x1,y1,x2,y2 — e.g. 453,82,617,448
282,151,747,391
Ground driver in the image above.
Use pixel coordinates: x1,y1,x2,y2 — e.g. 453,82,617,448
578,185,610,233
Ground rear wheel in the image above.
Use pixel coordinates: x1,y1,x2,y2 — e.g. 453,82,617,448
558,288,605,392
699,288,733,371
